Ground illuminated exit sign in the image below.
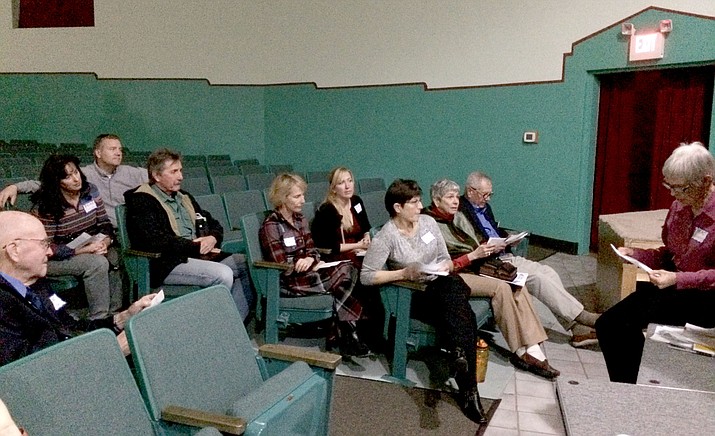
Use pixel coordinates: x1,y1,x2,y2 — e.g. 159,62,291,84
629,32,665,61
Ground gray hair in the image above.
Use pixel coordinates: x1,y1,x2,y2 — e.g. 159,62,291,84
465,171,491,192
430,179,460,202
662,142,714,185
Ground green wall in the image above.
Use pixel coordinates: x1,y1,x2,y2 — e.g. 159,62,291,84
0,9,713,252
265,9,715,253
0,74,266,159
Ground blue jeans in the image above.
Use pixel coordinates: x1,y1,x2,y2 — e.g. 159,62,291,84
163,254,254,321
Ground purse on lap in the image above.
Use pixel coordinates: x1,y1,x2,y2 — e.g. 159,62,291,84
479,258,517,282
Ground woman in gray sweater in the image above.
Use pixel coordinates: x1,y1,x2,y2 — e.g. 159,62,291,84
360,179,486,425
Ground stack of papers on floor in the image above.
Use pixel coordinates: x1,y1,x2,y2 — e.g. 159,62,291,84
650,323,715,357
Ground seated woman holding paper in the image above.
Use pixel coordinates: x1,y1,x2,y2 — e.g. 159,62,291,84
597,142,715,384
260,173,369,357
360,179,487,424
30,154,122,319
424,179,559,379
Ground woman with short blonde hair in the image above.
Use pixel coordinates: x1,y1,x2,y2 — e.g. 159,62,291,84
260,173,369,357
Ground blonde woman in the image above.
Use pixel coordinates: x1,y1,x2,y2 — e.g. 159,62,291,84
312,167,371,264
259,173,369,357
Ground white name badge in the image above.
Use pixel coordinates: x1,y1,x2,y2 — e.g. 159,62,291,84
49,294,67,311
421,231,435,244
354,203,363,214
283,236,297,247
82,200,97,213
692,227,708,243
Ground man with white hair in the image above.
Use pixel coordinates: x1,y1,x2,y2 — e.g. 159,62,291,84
0,211,154,366
460,171,600,347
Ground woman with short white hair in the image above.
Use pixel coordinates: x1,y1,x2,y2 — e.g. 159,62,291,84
597,141,715,383
425,179,559,379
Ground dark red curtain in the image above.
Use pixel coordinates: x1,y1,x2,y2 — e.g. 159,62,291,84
591,66,714,249
19,0,94,28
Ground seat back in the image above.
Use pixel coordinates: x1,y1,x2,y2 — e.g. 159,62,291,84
240,164,269,175
195,193,243,252
304,171,330,183
126,285,264,420
0,329,156,435
305,182,328,208
240,211,333,343
245,172,276,191
211,174,247,194
268,164,293,174
223,190,268,232
358,177,386,193
182,176,212,196
360,190,390,229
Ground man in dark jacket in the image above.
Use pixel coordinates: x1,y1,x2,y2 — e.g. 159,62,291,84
123,148,253,321
0,211,154,366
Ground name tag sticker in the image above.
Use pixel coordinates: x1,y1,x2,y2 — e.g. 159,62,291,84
284,236,297,247
692,227,708,243
421,231,435,244
82,200,97,213
354,203,363,214
49,294,67,311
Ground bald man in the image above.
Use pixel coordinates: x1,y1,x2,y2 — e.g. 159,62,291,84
0,211,154,366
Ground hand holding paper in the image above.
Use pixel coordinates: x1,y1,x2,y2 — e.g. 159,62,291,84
610,244,653,273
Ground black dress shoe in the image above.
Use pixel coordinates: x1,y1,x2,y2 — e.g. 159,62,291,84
459,388,487,424
510,353,560,379
338,322,371,358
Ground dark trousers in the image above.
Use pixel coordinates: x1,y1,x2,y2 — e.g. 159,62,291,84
413,274,478,391
595,283,715,384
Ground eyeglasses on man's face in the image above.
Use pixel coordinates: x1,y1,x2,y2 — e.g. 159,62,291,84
662,180,691,195
469,186,494,199
1,237,52,250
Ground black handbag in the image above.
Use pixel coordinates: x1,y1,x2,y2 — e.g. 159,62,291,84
479,258,517,282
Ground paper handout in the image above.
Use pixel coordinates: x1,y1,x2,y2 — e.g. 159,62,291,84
610,244,653,274
66,232,107,250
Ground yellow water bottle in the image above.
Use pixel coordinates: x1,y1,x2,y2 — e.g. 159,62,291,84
476,338,489,383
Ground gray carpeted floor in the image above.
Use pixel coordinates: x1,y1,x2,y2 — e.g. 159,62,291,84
329,375,500,435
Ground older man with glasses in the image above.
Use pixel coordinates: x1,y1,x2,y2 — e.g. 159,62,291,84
459,171,600,347
0,211,155,366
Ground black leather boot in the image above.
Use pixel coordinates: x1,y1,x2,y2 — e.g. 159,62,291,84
459,387,487,424
338,321,371,358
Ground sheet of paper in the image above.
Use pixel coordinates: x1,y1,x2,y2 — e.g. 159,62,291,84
315,260,347,269
487,237,506,245
479,272,528,287
505,231,529,245
419,263,449,276
66,232,107,250
149,290,165,308
610,244,653,274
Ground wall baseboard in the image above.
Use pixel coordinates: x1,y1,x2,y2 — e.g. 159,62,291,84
529,234,579,255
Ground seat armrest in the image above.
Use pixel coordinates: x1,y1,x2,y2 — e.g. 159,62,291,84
392,280,427,292
162,405,246,435
316,247,332,255
258,343,342,370
125,248,162,259
253,260,291,271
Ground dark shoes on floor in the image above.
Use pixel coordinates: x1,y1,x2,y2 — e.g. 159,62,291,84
332,321,371,358
459,388,487,424
510,353,560,380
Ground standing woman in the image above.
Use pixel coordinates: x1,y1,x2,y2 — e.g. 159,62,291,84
30,154,121,319
360,179,487,424
259,173,370,357
312,167,371,264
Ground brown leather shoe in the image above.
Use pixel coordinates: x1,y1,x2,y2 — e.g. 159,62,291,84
510,353,560,379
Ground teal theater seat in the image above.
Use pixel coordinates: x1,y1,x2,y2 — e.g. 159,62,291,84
0,329,224,435
115,204,201,301
241,211,334,344
380,280,494,384
126,285,340,436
